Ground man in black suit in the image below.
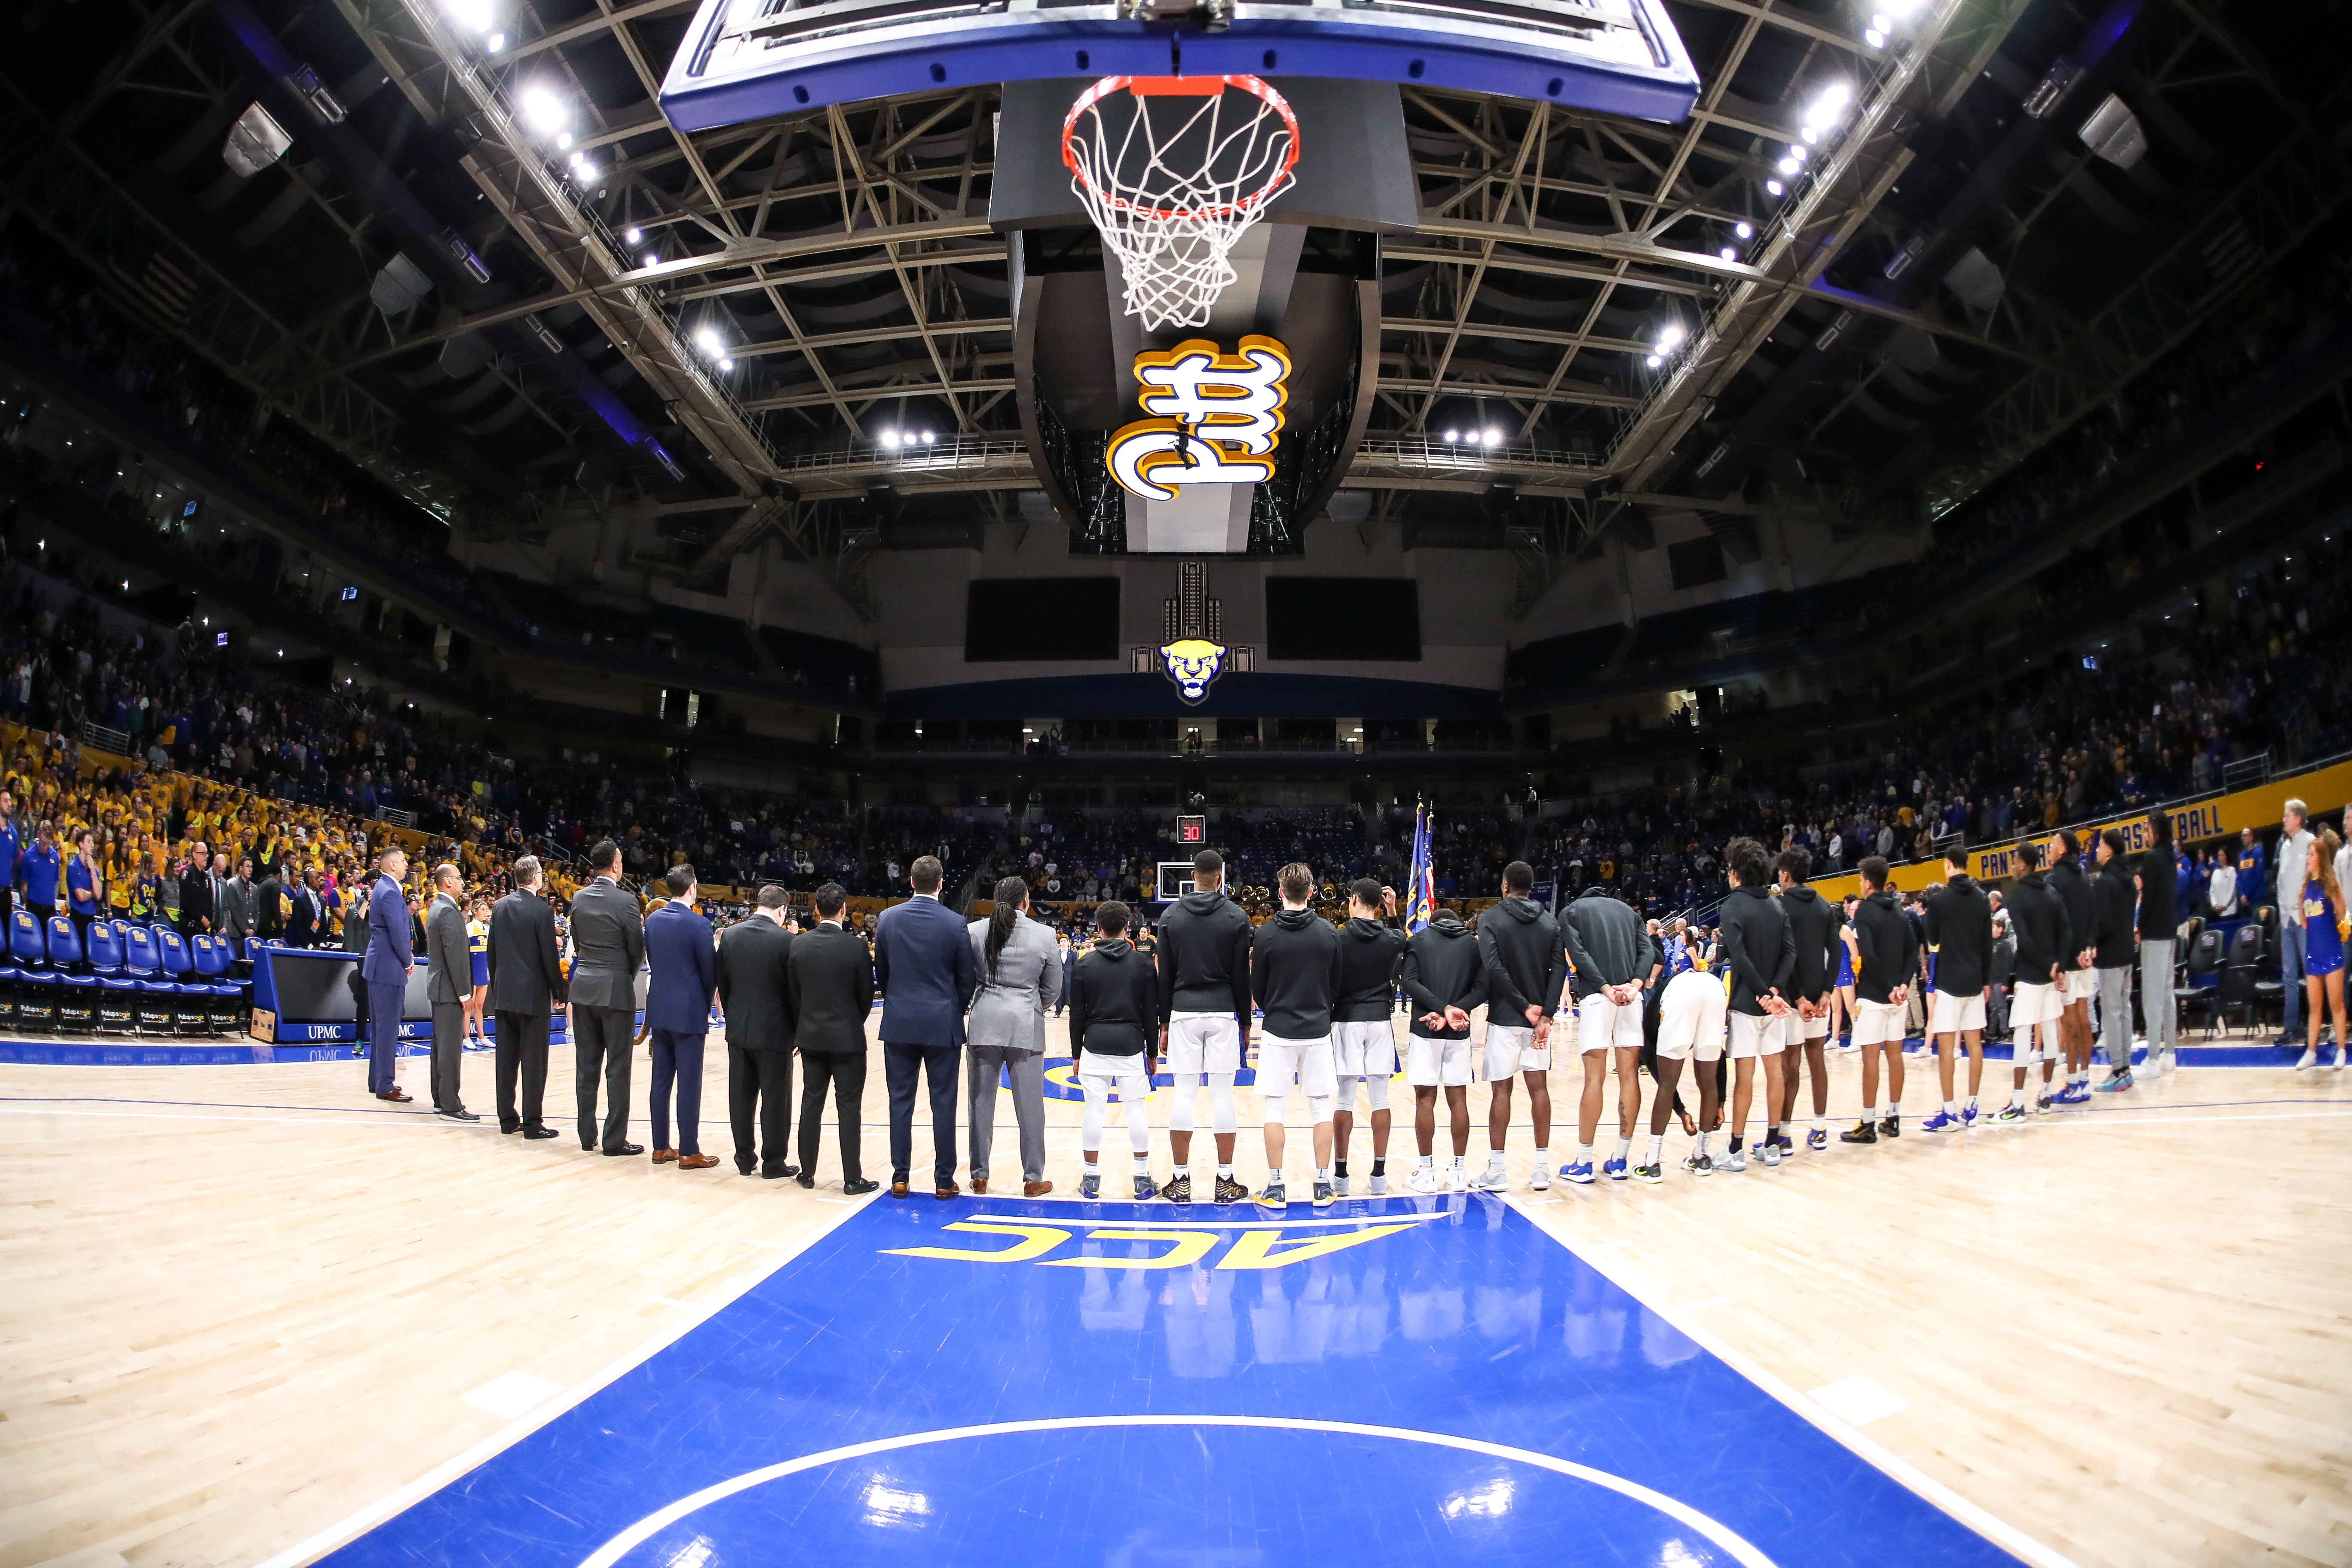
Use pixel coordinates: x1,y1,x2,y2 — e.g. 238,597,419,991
718,883,799,1179
487,855,566,1139
789,882,878,1194
254,861,287,943
178,842,219,936
569,839,646,1156
287,867,322,949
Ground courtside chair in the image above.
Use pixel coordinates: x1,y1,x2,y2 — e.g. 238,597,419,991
47,916,98,1035
9,909,58,1033
84,922,138,1037
2218,924,2264,1037
2178,927,2225,1038
2245,909,2288,1040
190,935,245,1034
122,926,181,1036
154,929,210,1035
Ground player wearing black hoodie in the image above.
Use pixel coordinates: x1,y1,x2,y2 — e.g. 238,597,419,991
2046,830,2100,1099
1472,861,1567,1193
1331,878,1406,1195
1153,849,1256,1204
1067,901,1163,1200
1250,862,1346,1208
1837,856,1917,1145
1716,836,1796,1171
1400,904,1488,1193
1921,845,1994,1133
1997,841,2073,1121
1775,848,1839,1151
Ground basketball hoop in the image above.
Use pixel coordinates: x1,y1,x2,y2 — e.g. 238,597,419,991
1062,75,1300,331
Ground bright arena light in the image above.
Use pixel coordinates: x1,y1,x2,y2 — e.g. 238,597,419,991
922,430,937,444
1645,353,1663,368
1719,246,1736,260
1481,428,1502,447
880,430,902,449
1766,178,1785,196
625,226,643,243
520,83,570,136
1736,221,1753,239
1442,429,1459,443
1655,323,1686,352
718,357,735,372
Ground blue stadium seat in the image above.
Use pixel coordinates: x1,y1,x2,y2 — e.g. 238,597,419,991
153,928,212,1035
8,909,58,1033
123,926,185,1035
48,917,98,1035
84,922,139,1036
190,934,245,1035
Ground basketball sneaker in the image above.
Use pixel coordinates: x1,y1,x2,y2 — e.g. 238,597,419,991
1775,1131,1795,1153
1470,1157,1509,1192
1681,1150,1714,1176
1839,1120,1877,1144
2056,1083,2091,1105
1132,1174,1158,1200
1312,1179,1335,1209
1079,1171,1102,1199
1367,1173,1389,1195
1633,1162,1664,1185
1721,1146,1748,1172
1158,1173,1192,1204
1990,1104,2027,1125
2035,1090,2054,1113
1214,1174,1250,1204
2336,1044,2348,1071
1603,1156,1629,1181
1807,1128,1828,1151
1920,1109,1960,1133
1561,1158,1596,1185
1960,1104,1980,1129
1257,1180,1288,1209
1448,1164,1469,1193
2295,1047,2317,1071
1880,1112,1902,1137
1529,1163,1550,1191
2093,1070,2134,1093
1407,1166,1440,1194
1331,1174,1350,1197
1758,1141,1781,1168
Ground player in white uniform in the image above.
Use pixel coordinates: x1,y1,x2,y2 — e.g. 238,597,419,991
1558,883,1657,1183
1249,862,1343,1208
1637,937,1728,1181
1330,879,1406,1196
1152,849,1256,1204
1472,861,1565,1191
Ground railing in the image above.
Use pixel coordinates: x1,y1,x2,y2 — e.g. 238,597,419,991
1350,434,1601,481
372,804,418,830
2223,753,2275,791
80,720,131,755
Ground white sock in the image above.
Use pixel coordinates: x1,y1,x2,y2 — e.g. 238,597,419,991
1216,1164,1233,1179
1646,1133,1664,1164
1862,1102,1877,1121
1417,1154,1435,1170
1944,1099,1958,1116
1577,1143,1595,1164
1696,1130,1712,1156
1613,1136,1632,1161
1451,1154,1466,1169
1532,1145,1549,1166
1314,1165,1330,1181
1810,1115,1826,1130
2009,1088,2025,1110
1965,1094,1978,1112
1132,1154,1151,1175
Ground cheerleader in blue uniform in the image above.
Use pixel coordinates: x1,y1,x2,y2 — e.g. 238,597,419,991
2297,827,2348,1072
466,894,493,1046
1831,896,1859,1050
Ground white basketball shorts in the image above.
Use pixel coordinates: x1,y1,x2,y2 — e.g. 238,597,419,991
1166,1011,1241,1078
1406,1033,1473,1087
1332,1019,1399,1078
1851,999,1907,1047
2062,966,2097,1002
2010,980,2062,1029
1577,990,1644,1054
1481,1023,1548,1080
1656,970,1727,1062
1257,1032,1337,1099
1728,1009,1788,1060
1926,989,1987,1035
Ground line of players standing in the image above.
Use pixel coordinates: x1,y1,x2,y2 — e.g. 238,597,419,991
1072,814,2300,1201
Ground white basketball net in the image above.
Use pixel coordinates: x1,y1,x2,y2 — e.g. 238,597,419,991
1063,75,1300,332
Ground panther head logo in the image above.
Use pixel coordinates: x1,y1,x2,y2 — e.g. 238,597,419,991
1158,638,1227,704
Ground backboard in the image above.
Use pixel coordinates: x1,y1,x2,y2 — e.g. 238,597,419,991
1157,861,1198,900
659,0,1699,132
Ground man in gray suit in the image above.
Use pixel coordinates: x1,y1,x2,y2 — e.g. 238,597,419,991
424,863,479,1121
488,856,566,1139
570,838,646,1155
219,854,258,967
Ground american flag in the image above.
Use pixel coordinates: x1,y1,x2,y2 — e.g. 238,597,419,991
1406,801,1437,934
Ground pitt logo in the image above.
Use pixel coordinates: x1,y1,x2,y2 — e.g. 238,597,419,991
1108,336,1292,503
1159,637,1227,704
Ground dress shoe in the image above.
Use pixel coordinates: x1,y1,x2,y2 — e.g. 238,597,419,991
1023,1179,1054,1198
842,1177,879,1196
678,1153,720,1170
652,1148,679,1164
970,1177,989,1195
435,1106,481,1123
602,1142,646,1157
891,1180,911,1199
797,1173,818,1188
934,1181,961,1200
760,1164,801,1181
523,1126,559,1140
374,1088,412,1102
736,1160,756,1176
500,1123,522,1135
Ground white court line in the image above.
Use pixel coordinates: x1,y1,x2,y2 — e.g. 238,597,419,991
250,1195,876,1568
1518,1197,2086,1568
965,1210,1455,1231
574,1415,1779,1568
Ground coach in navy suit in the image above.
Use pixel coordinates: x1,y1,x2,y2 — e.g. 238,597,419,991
644,864,720,1169
361,845,415,1102
872,854,977,1198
